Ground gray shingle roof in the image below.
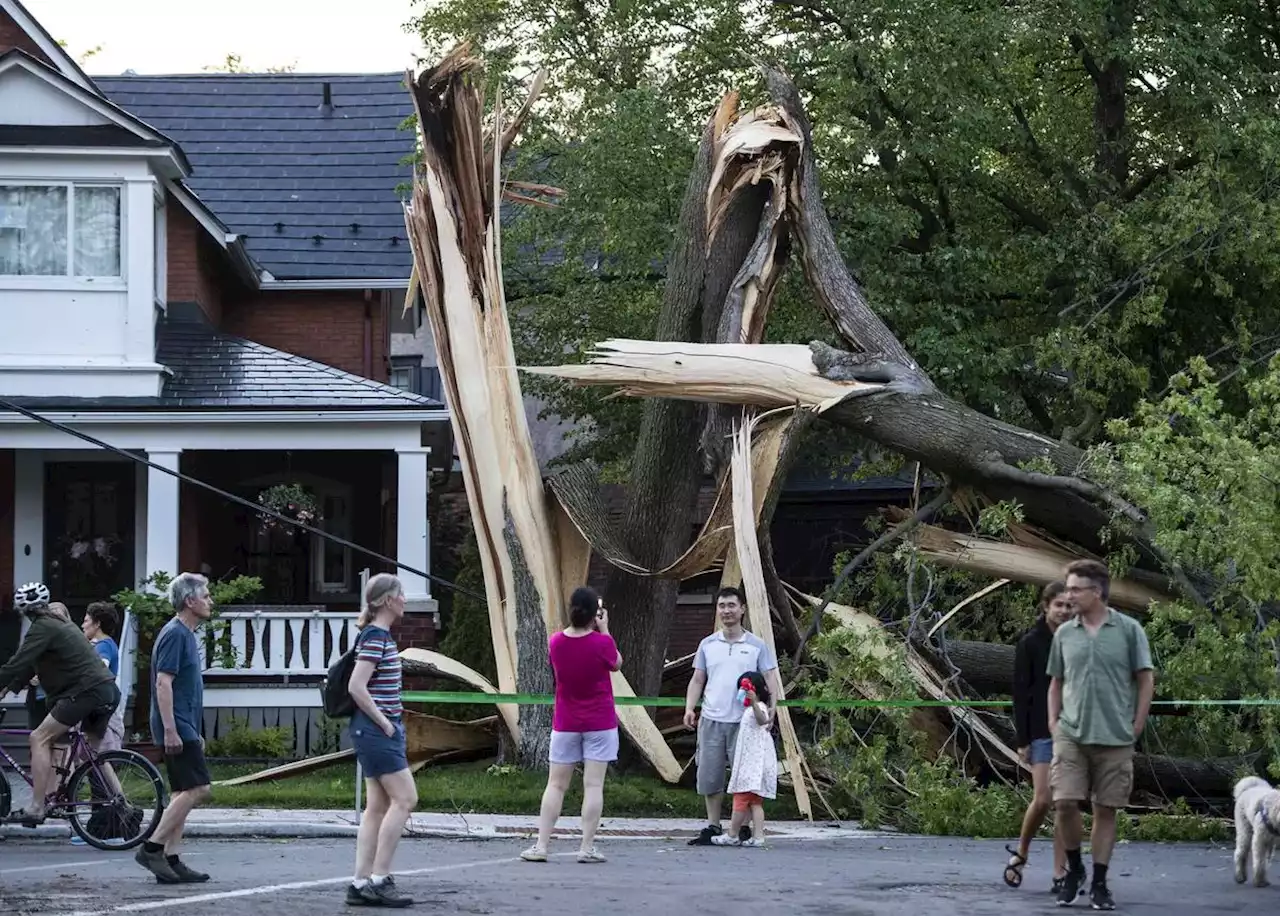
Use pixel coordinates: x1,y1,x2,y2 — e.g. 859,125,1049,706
93,73,416,282
2,317,443,411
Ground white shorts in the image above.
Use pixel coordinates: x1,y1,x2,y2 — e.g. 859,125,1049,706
549,728,619,765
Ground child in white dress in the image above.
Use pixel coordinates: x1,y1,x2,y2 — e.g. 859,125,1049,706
711,670,777,847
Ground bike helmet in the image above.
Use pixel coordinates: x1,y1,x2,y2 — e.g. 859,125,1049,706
14,582,50,610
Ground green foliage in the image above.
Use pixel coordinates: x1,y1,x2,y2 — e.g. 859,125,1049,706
113,571,263,673
205,717,294,759
901,758,1027,838
413,0,1280,472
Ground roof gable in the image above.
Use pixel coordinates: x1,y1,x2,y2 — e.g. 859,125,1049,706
94,72,417,283
0,0,98,93
0,50,189,176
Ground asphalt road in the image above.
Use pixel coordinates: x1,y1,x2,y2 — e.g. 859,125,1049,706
0,834,1267,915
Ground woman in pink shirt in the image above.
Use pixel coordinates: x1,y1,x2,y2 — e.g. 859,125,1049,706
521,586,622,864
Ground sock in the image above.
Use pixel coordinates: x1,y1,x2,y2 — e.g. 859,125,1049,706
1092,863,1108,887
166,855,180,866
371,874,387,885
352,878,369,889
1066,848,1084,874
143,841,163,854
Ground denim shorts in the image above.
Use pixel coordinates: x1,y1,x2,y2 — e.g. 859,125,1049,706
350,711,409,778
1028,737,1054,765
549,728,619,765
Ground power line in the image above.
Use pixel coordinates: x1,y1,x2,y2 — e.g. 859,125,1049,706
0,397,484,602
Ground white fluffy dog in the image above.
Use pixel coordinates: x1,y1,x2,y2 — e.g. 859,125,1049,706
1233,775,1280,887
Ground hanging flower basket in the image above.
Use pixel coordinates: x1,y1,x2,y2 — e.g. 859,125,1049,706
256,483,321,534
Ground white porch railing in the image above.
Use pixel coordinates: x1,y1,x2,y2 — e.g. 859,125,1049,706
199,608,360,678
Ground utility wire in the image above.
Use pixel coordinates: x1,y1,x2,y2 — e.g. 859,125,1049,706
0,397,484,602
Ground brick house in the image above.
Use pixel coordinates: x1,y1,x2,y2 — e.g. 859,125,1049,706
0,0,445,749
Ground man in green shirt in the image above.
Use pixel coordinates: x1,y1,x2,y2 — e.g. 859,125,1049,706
1048,559,1155,910
0,583,120,826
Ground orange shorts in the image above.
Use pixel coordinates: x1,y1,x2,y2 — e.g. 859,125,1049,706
732,792,764,812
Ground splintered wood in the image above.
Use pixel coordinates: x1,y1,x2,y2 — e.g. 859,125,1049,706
402,45,680,779
729,416,813,818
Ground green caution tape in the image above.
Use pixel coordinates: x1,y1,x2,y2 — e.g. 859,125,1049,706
400,691,1280,710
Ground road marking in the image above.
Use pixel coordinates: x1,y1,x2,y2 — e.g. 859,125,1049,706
63,854,521,915
0,859,116,876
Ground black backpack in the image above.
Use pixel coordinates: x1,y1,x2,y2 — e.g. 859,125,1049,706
321,629,368,719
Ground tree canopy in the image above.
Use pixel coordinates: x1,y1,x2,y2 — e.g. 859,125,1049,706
411,0,1280,473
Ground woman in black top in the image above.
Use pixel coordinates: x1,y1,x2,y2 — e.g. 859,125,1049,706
1004,580,1073,893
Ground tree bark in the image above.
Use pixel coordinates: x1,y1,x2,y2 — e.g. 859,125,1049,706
506,508,554,770
603,114,779,700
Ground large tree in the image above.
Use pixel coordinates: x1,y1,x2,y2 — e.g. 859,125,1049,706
411,0,1280,695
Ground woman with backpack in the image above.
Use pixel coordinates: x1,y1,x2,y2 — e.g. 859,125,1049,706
345,573,417,908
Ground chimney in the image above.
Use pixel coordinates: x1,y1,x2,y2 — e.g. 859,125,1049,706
319,81,333,117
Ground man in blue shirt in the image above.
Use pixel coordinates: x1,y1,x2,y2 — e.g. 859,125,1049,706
134,573,213,886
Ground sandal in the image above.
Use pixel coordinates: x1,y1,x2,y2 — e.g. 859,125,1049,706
1003,844,1027,888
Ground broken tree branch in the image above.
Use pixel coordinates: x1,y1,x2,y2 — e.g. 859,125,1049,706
791,485,953,666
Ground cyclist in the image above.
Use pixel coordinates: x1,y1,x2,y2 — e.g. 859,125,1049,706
0,582,121,826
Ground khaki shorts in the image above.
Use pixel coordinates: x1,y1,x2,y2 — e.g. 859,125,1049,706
1051,736,1133,809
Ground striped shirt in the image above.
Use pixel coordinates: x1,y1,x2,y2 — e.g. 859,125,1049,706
356,626,403,718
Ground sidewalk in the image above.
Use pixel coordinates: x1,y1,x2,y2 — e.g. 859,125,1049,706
2,807,892,842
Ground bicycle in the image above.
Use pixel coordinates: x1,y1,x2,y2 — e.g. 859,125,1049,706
0,707,167,851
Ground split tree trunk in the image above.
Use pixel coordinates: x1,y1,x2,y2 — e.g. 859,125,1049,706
604,111,790,699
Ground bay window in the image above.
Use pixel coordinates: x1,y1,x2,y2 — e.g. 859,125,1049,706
0,183,122,278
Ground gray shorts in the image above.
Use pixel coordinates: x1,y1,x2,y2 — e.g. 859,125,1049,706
695,717,740,796
549,728,619,765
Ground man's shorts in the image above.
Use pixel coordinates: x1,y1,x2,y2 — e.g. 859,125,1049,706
695,717,740,796
164,739,212,793
1051,735,1133,809
50,681,120,740
549,728,619,765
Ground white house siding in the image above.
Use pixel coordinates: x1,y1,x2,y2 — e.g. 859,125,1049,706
0,155,164,397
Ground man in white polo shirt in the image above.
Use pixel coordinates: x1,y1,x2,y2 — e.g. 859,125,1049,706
683,586,781,846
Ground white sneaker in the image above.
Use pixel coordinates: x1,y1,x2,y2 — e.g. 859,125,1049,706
741,837,766,848
710,834,741,847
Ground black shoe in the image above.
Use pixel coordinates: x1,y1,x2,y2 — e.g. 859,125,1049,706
346,884,369,906
363,877,413,908
169,860,210,883
1090,883,1115,910
134,847,181,884
738,825,752,843
687,824,723,846
1052,875,1064,895
1056,867,1086,906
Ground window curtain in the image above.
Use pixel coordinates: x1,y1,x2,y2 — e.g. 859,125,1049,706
0,185,68,275
74,186,121,277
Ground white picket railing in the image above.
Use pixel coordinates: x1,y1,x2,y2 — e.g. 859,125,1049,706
199,608,360,678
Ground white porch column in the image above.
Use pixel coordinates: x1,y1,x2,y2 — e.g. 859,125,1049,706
124,177,157,366
145,449,181,582
396,447,435,616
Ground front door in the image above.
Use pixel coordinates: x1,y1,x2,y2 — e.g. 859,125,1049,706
44,462,136,620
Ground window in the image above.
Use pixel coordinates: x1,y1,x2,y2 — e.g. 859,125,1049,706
311,491,352,594
0,183,122,278
390,365,415,392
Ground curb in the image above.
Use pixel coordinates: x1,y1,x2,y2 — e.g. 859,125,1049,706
2,822,890,842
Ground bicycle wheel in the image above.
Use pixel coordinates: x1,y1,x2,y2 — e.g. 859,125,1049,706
66,750,167,851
